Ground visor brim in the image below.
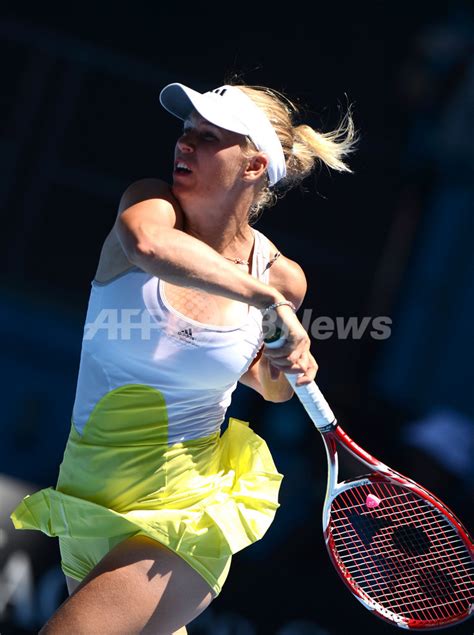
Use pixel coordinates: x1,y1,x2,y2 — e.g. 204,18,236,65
159,83,250,136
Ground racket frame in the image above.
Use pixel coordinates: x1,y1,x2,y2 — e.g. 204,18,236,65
320,422,474,629
261,344,473,628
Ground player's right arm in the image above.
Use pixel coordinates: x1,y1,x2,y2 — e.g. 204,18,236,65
116,178,311,381
115,178,286,310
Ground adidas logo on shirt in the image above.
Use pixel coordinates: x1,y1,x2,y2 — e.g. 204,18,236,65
177,328,195,341
167,324,199,347
175,327,198,347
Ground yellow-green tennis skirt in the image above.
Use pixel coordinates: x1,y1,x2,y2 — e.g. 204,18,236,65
10,412,283,596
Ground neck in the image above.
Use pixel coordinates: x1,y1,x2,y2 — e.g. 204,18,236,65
185,216,252,253
179,194,255,256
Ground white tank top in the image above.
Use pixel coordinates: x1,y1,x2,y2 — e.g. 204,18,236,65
71,228,273,444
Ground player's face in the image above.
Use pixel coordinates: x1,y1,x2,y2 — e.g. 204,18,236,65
172,112,249,204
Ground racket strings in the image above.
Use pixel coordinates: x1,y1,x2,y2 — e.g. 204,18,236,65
344,486,474,620
334,521,466,564
341,483,473,619
329,481,474,625
331,536,461,620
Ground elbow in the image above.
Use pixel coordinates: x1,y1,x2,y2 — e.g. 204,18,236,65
132,238,159,265
129,237,172,274
115,221,161,267
120,240,152,268
267,394,294,404
263,388,294,403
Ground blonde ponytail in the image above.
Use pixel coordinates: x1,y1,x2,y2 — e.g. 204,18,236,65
234,83,357,219
292,110,355,174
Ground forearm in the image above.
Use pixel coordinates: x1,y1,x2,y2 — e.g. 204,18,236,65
240,352,294,403
127,225,285,309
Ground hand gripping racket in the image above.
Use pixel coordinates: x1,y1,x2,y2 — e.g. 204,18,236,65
265,340,474,629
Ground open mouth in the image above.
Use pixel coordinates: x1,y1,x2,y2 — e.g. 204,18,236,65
174,161,192,175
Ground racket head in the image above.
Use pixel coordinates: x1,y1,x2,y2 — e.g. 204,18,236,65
324,473,474,630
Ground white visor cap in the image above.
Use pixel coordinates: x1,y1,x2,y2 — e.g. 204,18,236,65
159,83,287,186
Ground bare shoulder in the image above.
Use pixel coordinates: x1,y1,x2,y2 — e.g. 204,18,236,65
95,178,181,284
265,235,307,310
117,178,183,225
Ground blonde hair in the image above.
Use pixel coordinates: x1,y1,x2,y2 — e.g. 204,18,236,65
233,83,357,221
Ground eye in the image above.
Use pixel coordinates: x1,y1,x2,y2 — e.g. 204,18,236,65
202,131,218,141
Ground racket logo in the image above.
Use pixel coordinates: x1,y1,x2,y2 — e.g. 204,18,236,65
329,480,474,629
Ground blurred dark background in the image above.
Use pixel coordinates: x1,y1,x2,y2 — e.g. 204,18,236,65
0,3,473,634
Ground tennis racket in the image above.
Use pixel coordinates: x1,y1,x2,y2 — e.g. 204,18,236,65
264,339,474,629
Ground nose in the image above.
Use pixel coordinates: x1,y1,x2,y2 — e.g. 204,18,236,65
176,130,195,153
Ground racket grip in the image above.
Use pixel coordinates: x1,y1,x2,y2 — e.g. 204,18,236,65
264,337,336,429
286,375,337,429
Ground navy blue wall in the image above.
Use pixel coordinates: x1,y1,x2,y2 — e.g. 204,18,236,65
1,5,473,634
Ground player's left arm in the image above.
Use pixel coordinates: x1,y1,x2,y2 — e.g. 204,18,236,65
239,249,317,402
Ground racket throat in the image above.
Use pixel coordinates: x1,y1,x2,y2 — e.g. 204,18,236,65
322,430,339,531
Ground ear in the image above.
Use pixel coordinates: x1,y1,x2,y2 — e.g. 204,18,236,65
243,152,269,183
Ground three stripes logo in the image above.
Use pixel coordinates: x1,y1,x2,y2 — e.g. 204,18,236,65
176,327,196,345
177,327,194,340
212,87,228,97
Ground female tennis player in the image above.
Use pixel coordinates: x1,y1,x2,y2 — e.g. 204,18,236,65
11,81,354,634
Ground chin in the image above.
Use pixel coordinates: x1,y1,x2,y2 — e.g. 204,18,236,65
171,179,190,196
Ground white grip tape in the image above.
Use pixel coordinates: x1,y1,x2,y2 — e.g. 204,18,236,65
285,375,336,429
264,337,336,429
